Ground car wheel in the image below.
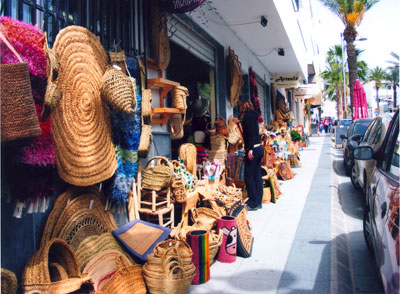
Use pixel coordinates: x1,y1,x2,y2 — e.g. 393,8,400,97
363,208,374,254
351,165,361,189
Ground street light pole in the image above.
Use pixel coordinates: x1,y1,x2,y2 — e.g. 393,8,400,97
341,33,347,119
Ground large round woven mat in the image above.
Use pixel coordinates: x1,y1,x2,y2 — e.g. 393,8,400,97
51,25,117,186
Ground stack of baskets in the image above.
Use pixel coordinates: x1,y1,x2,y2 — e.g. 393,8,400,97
143,240,195,294
171,177,186,203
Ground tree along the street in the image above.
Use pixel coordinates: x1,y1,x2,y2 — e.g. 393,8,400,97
319,0,379,117
386,51,399,108
322,44,368,119
368,66,387,111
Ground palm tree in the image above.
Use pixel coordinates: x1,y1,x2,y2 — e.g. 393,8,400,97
323,44,368,117
319,0,379,116
386,51,399,108
321,62,345,119
368,66,387,111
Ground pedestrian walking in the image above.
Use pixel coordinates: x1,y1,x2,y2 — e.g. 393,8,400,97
323,117,329,134
239,101,264,211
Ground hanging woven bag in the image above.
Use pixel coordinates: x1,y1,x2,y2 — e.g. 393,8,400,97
141,89,152,124
0,29,41,142
138,123,152,158
101,66,137,114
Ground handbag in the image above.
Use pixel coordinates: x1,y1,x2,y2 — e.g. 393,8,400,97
0,29,41,142
169,114,184,140
229,200,253,258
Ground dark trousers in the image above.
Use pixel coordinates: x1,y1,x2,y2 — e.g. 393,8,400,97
244,145,264,208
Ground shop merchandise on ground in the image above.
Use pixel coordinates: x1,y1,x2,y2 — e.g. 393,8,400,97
0,6,314,294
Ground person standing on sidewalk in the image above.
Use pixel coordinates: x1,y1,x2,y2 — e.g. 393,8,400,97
323,117,330,134
239,101,264,211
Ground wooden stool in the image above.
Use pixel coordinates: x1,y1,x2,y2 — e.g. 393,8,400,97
139,205,174,228
139,188,171,212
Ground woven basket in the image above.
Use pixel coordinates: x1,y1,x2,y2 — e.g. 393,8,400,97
191,207,219,231
1,268,18,294
154,240,193,259
262,187,271,204
99,264,146,294
178,143,197,175
209,230,223,264
76,232,131,269
50,194,117,251
227,47,244,107
172,86,188,111
0,62,42,142
151,6,170,71
169,114,184,140
138,123,152,158
82,249,134,291
142,156,173,191
101,66,136,114
108,49,128,74
141,89,152,124
209,135,226,151
21,238,91,294
215,114,228,136
172,177,186,203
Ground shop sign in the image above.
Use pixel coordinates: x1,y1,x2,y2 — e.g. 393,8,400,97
158,0,205,13
294,85,314,99
273,74,300,89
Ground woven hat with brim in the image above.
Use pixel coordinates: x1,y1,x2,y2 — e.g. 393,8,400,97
76,232,133,270
21,238,91,294
113,219,171,262
1,268,18,294
50,194,117,251
40,186,105,248
82,249,133,291
51,25,117,186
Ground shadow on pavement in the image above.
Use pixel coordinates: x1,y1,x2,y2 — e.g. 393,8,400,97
275,232,383,294
332,159,348,177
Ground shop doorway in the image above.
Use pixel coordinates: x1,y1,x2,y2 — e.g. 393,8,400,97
166,41,215,159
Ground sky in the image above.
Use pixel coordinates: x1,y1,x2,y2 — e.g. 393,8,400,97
311,0,400,72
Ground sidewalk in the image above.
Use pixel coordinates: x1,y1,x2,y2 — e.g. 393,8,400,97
188,135,328,294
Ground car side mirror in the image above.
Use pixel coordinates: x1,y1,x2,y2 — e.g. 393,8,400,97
354,146,374,160
350,134,362,142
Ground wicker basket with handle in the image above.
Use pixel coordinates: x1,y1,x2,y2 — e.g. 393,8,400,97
142,156,173,191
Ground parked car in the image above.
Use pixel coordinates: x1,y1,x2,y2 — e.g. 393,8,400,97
341,118,373,175
351,113,395,193
353,110,399,294
339,118,353,127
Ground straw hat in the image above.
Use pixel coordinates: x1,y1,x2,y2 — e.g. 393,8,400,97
76,233,133,269
50,194,117,251
51,25,117,186
82,249,133,291
21,238,91,294
1,268,18,294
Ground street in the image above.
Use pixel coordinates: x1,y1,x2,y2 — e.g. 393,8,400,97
188,135,384,294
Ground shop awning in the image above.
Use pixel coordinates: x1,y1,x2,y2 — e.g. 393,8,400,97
294,84,321,106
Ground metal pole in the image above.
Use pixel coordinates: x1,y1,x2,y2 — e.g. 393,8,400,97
341,33,347,119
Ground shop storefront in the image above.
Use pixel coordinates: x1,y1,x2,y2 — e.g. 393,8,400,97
1,1,313,293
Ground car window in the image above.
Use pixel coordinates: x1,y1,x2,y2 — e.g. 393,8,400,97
369,119,382,145
389,131,399,176
381,115,399,174
362,120,376,143
353,122,369,136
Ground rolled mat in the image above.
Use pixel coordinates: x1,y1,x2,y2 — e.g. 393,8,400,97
217,216,237,263
186,230,210,285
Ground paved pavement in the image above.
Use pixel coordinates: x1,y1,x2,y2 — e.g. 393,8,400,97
188,135,383,294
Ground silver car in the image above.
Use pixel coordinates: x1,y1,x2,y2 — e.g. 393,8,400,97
352,113,394,195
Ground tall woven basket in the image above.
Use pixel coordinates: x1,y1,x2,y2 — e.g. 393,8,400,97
1,62,42,142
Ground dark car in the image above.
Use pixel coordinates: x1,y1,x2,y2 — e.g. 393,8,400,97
341,118,373,175
354,110,399,293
